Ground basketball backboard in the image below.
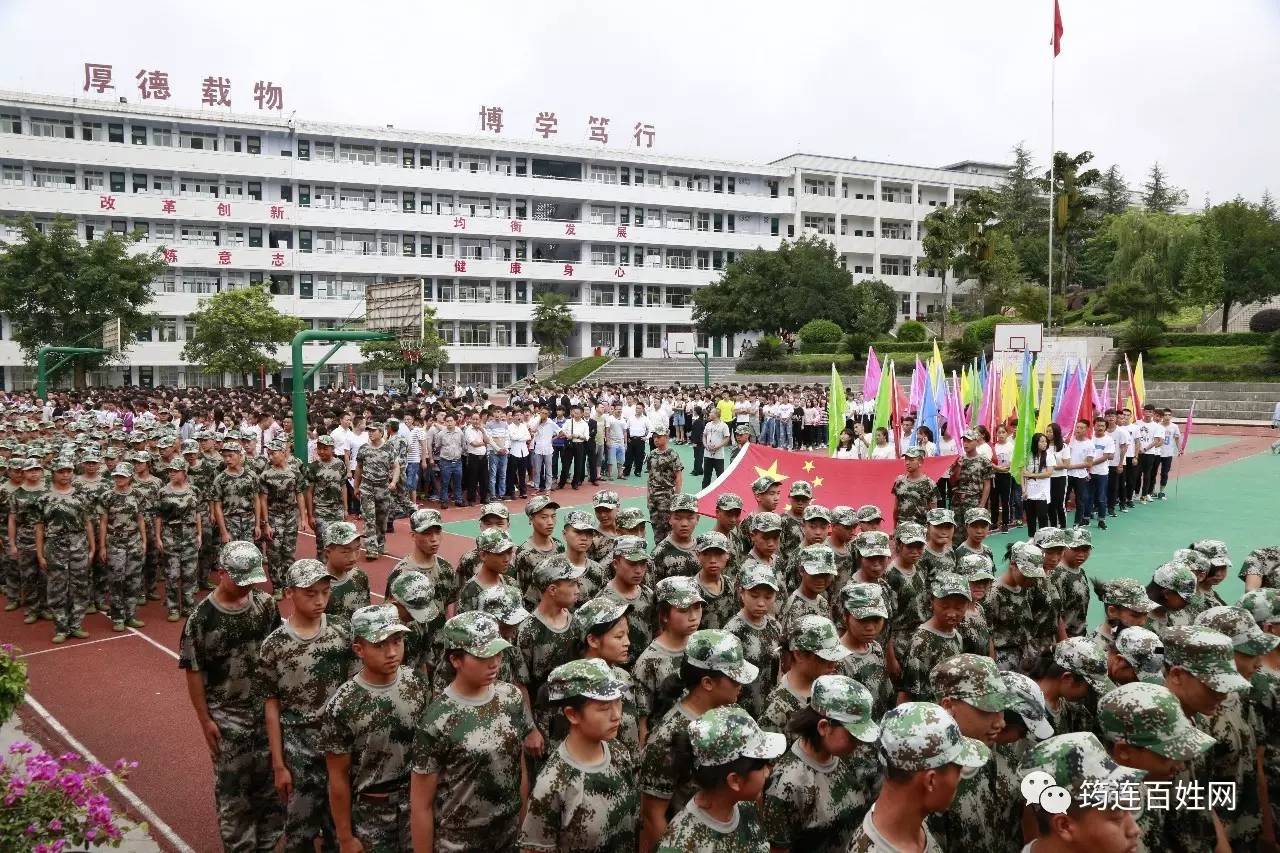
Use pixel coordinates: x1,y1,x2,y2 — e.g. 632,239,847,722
363,279,425,340
994,323,1043,354
102,318,124,355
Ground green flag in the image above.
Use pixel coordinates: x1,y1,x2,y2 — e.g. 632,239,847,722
872,359,893,438
828,364,847,453
1010,360,1037,483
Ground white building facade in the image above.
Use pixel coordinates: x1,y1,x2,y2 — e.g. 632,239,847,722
0,90,1005,391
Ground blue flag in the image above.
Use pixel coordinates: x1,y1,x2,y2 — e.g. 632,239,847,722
920,366,940,452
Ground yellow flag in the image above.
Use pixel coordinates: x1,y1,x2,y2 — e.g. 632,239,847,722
930,338,944,386
1035,362,1054,435
1132,354,1146,410
1000,366,1019,421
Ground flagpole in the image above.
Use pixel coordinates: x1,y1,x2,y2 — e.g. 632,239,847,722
1047,1,1057,331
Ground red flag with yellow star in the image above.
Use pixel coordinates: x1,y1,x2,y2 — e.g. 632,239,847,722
695,443,958,519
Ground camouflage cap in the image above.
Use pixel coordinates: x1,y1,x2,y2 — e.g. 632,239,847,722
80,451,102,464
592,490,621,509
811,674,880,743
351,604,412,644
1021,733,1146,804
167,458,188,472
965,507,992,525
219,541,268,585
926,508,957,527
51,456,75,471
715,493,744,512
802,503,832,523
389,570,441,624
409,508,444,533
1195,605,1280,656
442,610,511,657
830,505,858,527
285,558,330,589
790,614,851,661
20,458,41,471
325,521,360,546
1238,588,1280,627
669,493,699,514
266,438,287,453
564,509,600,531
612,535,649,562
855,530,892,557
546,657,628,702
1190,538,1231,568
733,424,753,436
1151,562,1197,600
180,439,199,455
1100,578,1159,613
1054,637,1116,695
931,653,1014,711
1011,541,1046,578
687,705,785,768
1172,547,1211,575
1097,682,1216,760
476,583,530,626
316,435,336,447
1067,527,1093,549
893,522,926,546
615,507,646,529
956,553,996,582
220,442,242,454
788,480,813,499
842,582,889,620
961,428,981,441
1163,625,1251,693
695,530,731,553
572,595,629,639
750,476,781,495
479,502,510,521
686,629,759,685
800,544,838,576
997,670,1055,741
750,511,783,533
1031,526,1069,550
476,528,515,554
930,571,972,600
110,462,133,478
738,563,780,591
367,422,384,433
856,504,884,523
651,424,668,436
534,555,585,587
655,575,704,608
902,446,926,460
525,495,560,516
879,702,990,772
1114,626,1167,685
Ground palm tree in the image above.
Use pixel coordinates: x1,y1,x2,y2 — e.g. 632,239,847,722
1041,151,1101,313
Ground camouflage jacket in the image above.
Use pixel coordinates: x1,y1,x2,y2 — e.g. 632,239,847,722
656,801,769,853
99,488,146,547
849,806,943,852
959,606,993,657
762,739,880,853
132,475,162,518
178,589,281,730
325,569,371,624
639,703,699,809
1052,565,1092,637
587,530,618,564
73,475,110,521
1240,545,1280,588
885,564,930,656
646,447,683,506
305,458,348,517
39,487,93,536
256,615,355,725
356,441,395,488
632,640,685,722
211,468,260,517
321,669,431,794
892,475,936,526
724,612,783,720
780,590,830,640
696,575,738,631
760,679,808,735
457,575,522,616
779,513,804,561
392,554,457,612
652,538,701,584
1201,689,1263,846
927,759,1002,853
953,454,994,500
513,539,566,608
836,642,894,721
8,485,45,533
260,463,305,516
519,741,639,853
916,548,957,587
901,625,965,703
516,612,579,734
187,457,217,503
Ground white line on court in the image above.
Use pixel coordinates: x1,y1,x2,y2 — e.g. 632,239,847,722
23,694,197,853
127,626,179,660
19,633,137,658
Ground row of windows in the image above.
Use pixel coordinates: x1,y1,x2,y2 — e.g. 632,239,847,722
800,177,954,205
2,112,261,152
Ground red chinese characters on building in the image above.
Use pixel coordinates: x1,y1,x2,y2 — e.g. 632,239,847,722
633,122,656,148
562,263,574,277
509,262,522,275
453,217,467,230
217,250,232,265
135,70,171,100
161,199,177,214
588,116,610,144
269,205,285,220
99,195,116,210
83,63,114,94
271,252,285,268
509,220,522,233
253,81,284,111
217,202,232,217
564,223,576,236
616,225,628,239
200,76,232,107
478,105,504,134
534,111,559,139
614,267,626,278
454,260,467,273
162,248,178,264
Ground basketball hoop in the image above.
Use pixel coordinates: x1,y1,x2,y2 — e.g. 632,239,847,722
399,340,422,364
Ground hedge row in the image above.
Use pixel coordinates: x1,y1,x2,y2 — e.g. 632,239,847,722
1143,363,1278,382
1161,332,1267,347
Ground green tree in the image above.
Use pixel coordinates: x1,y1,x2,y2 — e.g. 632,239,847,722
532,292,575,359
996,142,1049,281
358,304,449,378
920,204,970,340
183,285,306,381
0,215,163,388
1199,199,1280,331
1101,210,1197,321
1006,284,1065,324
1041,150,1101,306
1260,189,1277,221
692,235,856,337
1097,165,1131,216
956,191,1025,313
846,278,899,340
1141,163,1189,213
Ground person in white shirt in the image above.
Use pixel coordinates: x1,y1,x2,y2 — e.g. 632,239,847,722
1116,408,1139,512
604,404,627,479
870,427,896,459
1155,407,1180,500
1061,419,1095,528
558,405,591,489
462,411,489,505
623,404,650,478
1136,404,1165,502
991,425,1014,532
1086,416,1116,529
776,397,795,450
1046,423,1069,528
506,407,531,499
530,407,557,494
1021,431,1054,536
405,414,427,505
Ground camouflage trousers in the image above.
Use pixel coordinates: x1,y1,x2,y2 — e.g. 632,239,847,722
393,479,416,520
16,528,46,616
1,541,17,603
106,543,144,624
198,509,218,585
280,724,334,853
359,485,390,557
224,512,258,545
312,511,344,557
142,521,160,598
212,724,284,853
91,553,110,610
265,511,299,592
45,537,91,635
952,495,980,528
648,501,671,546
161,524,199,613
351,786,410,853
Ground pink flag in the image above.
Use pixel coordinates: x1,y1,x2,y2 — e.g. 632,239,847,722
1054,368,1084,433
948,373,966,443
863,346,881,399
1100,376,1111,413
1179,402,1195,455
909,358,926,410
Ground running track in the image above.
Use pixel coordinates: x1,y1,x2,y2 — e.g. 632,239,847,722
5,427,1273,851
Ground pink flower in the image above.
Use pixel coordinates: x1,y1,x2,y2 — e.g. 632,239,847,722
83,828,97,841
57,752,79,764
8,741,33,755
47,818,62,832
87,762,109,777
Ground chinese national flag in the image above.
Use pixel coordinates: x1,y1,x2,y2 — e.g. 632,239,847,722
1052,0,1064,56
695,444,958,521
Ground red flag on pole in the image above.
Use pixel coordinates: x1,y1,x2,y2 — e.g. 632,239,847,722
1179,402,1195,455
1052,0,1064,56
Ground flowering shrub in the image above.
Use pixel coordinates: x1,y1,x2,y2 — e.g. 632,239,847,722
0,643,25,725
0,742,139,851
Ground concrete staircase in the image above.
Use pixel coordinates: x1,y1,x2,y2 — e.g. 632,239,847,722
1143,381,1280,424
513,356,581,387
588,357,740,385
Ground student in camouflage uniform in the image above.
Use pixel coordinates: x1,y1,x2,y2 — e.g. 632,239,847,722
953,553,996,657
1242,544,1280,591
0,458,23,611
518,553,586,767
780,503,831,592
738,510,785,602
951,506,994,564
573,596,640,752
587,489,621,562
211,442,262,546
1190,538,1231,608
259,438,308,597
690,529,734,630
321,521,371,623
634,576,705,735
519,658,639,852
733,476,781,558
100,462,147,631
779,480,812,559
1148,560,1198,631
355,423,397,559
455,527,521,615
826,505,858,614
989,670,1055,853
9,458,49,623
1106,625,1165,687
1173,547,1217,623
179,541,283,853
723,564,783,720
652,493,701,584
387,509,456,611
384,417,415,520
762,614,850,734
182,439,219,589
640,631,761,853
646,427,684,545
455,502,509,586
133,450,168,603
762,674,882,852
917,507,958,586
431,580,529,696
951,429,993,527
891,447,936,526
323,604,430,853
153,458,203,621
36,456,96,642
410,610,531,853
615,506,649,540
257,559,355,853
899,573,970,704
780,542,838,637
882,523,929,673
986,541,1055,673
1097,681,1216,853
514,495,565,608
835,582,893,718
847,701,988,853
304,435,348,556
1018,733,1145,853
387,570,443,679
654,705,783,853
600,536,656,669
1239,589,1280,839
1034,637,1115,739
710,492,746,579
559,509,606,599
1048,527,1093,637
74,452,111,613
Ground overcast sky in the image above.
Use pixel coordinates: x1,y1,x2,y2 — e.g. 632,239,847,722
2,0,1275,204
